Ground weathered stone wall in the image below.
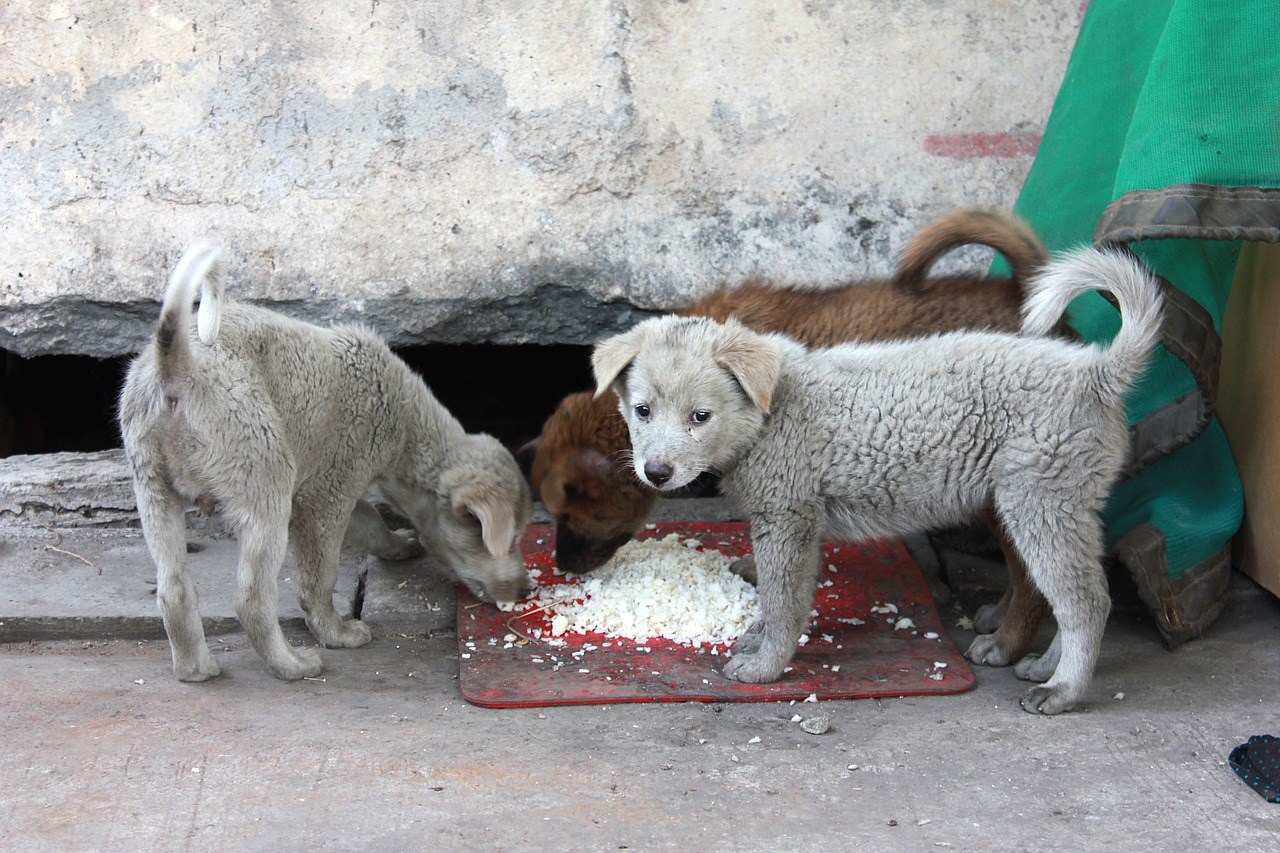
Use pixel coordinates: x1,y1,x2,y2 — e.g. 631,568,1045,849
1,1,1082,357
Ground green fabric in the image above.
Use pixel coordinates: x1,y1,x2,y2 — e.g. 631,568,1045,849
999,0,1280,578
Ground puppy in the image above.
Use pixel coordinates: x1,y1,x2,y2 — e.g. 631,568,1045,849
120,245,532,682
529,209,1061,576
593,247,1163,714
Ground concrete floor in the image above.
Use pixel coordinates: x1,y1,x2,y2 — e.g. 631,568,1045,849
2,502,1280,850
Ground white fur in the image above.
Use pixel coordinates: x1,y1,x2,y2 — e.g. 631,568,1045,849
593,247,1163,715
121,244,532,682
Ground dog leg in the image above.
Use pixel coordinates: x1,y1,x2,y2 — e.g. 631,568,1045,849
292,496,374,650
234,508,323,680
723,513,820,683
345,499,424,561
965,529,1048,667
1014,631,1062,683
137,483,221,682
997,492,1110,715
973,590,1010,634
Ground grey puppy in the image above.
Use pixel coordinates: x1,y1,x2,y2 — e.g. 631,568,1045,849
592,247,1163,714
120,244,532,682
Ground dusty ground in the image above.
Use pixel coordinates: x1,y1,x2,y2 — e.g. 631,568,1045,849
2,504,1279,850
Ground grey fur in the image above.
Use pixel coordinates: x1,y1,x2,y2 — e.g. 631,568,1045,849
120,244,532,682
593,247,1163,714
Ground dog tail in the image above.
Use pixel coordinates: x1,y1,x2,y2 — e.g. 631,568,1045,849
1022,246,1165,397
893,210,1048,294
156,243,226,396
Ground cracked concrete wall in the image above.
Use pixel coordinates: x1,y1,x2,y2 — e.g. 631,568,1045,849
1,1,1083,357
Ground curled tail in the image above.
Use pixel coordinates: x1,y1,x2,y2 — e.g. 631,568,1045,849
156,243,226,399
893,209,1048,293
1022,246,1165,400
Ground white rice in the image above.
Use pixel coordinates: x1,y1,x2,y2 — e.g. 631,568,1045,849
531,534,759,646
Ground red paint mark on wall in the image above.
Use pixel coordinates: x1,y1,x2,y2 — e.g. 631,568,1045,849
923,132,1042,159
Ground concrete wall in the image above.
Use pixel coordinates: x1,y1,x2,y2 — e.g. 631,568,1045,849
1,1,1083,357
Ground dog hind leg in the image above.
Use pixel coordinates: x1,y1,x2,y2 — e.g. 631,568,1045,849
997,491,1110,715
137,482,221,681
966,530,1048,666
232,498,324,680
291,493,374,649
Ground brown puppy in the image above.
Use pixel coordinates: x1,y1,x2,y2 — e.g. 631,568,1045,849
528,210,1059,661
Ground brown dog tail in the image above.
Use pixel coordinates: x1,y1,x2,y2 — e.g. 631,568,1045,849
156,243,226,400
892,210,1048,294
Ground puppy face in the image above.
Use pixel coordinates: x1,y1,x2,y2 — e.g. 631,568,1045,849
592,317,781,493
528,392,657,574
421,436,534,604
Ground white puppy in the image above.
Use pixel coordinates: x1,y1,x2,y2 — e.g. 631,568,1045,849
592,247,1163,714
120,245,531,682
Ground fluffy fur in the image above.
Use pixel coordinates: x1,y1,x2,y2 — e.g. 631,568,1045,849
528,209,1060,575
593,247,1163,714
120,244,532,682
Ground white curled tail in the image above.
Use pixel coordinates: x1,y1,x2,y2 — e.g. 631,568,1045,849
156,243,227,398
1022,246,1165,401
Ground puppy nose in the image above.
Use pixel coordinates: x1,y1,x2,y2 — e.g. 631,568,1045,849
644,461,673,486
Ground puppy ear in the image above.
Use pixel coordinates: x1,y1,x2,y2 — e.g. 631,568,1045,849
452,480,517,558
591,327,643,398
713,323,782,413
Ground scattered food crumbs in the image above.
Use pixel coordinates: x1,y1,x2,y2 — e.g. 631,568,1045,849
894,617,915,631
831,665,841,673
797,635,809,646
917,818,932,826
699,738,707,744
821,634,834,643
827,564,837,573
803,693,818,703
800,715,831,735
871,602,899,615
791,714,804,723
460,654,471,659
838,617,865,626
927,672,943,681
1114,692,1125,700
503,633,517,642
924,632,939,640
747,736,761,744
133,679,144,685
956,615,974,630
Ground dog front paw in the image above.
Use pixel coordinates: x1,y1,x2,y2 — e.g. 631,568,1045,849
965,634,1014,667
973,602,1005,634
722,649,788,683
378,529,425,561
1019,683,1080,715
174,654,222,682
729,555,758,585
1013,652,1056,683
731,619,765,655
271,646,324,681
324,619,373,649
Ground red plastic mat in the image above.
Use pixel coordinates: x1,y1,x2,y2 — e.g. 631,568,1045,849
458,521,974,708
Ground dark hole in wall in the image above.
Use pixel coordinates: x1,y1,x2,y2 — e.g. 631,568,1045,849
0,344,596,458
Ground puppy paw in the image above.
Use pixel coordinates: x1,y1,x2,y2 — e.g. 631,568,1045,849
325,619,374,649
973,602,1005,634
965,634,1013,667
174,655,222,682
376,529,425,562
1014,652,1056,683
721,650,787,684
731,619,765,655
729,555,758,586
271,646,324,681
1019,684,1079,715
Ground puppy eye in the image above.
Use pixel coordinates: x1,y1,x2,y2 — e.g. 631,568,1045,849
691,410,711,425
635,404,651,419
